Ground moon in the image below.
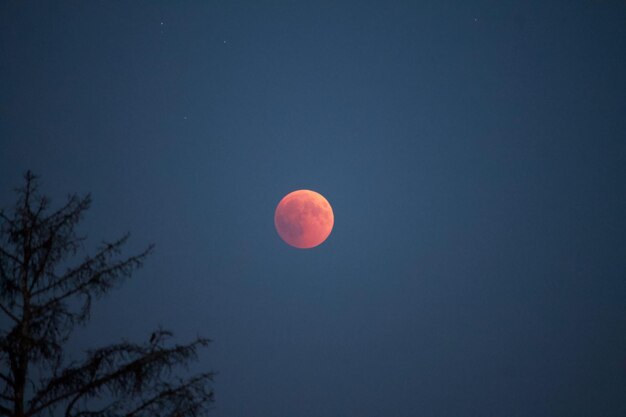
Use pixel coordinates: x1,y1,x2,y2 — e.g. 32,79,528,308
274,190,334,249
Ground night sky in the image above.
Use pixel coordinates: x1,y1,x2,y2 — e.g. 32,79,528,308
2,2,626,416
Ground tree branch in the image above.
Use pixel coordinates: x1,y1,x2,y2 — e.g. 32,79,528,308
0,373,13,387
28,198,90,294
123,374,214,417
0,302,18,323
1,174,214,417
0,246,22,268
27,336,209,417
31,236,150,300
28,233,56,294
31,244,153,326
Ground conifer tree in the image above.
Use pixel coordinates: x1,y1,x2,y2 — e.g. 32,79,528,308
0,172,213,417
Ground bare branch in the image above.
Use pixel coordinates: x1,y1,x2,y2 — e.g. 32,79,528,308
0,374,13,406
123,373,214,417
0,211,11,224
0,246,21,268
0,302,18,323
27,335,210,417
28,194,91,293
0,372,13,387
28,233,56,293
31,234,135,298
31,244,153,326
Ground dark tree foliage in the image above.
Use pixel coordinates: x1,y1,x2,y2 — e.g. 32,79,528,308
0,172,214,417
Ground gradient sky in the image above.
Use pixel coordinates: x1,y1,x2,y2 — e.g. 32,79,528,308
1,2,626,416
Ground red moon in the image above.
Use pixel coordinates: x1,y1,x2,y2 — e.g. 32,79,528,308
274,190,334,249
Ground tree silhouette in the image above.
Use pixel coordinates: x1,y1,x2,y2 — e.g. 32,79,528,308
0,172,214,417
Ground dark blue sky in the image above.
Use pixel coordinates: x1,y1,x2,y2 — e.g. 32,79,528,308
1,1,626,416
